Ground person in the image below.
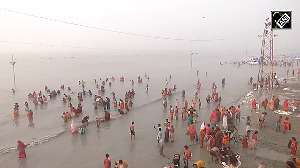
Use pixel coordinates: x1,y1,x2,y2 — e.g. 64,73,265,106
189,123,197,144
210,109,219,127
163,98,167,108
206,94,211,103
24,101,29,111
291,137,298,158
105,110,110,121
156,127,162,145
246,116,251,132
157,137,164,155
192,160,205,168
222,133,230,146
276,116,282,132
235,105,241,122
215,129,222,148
130,122,135,140
262,98,268,112
183,145,191,167
200,129,205,148
275,97,280,110
62,112,67,122
284,99,290,111
66,112,71,119
116,160,128,168
17,140,28,158
242,131,250,149
95,116,100,128
175,106,179,120
251,131,258,150
286,161,297,168
182,107,187,120
229,154,241,168
185,100,189,110
292,157,300,168
26,109,34,127
199,99,202,109
283,117,291,134
170,105,174,120
206,133,215,152
270,97,275,111
13,103,19,117
80,121,86,134
170,125,175,142
210,146,220,163
164,125,170,143
258,113,265,130
222,112,228,129
71,120,78,134
251,99,257,112
27,109,33,121
104,154,111,168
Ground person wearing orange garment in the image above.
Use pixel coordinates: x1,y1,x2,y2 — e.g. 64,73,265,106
270,97,275,110
261,98,268,112
183,145,191,167
283,117,291,134
251,99,257,112
291,137,298,158
284,99,290,111
222,133,230,146
200,129,205,148
222,106,226,116
169,105,174,120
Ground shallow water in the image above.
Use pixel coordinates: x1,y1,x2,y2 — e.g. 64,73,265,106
0,52,276,167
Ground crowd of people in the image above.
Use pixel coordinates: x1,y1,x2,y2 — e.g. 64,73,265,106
12,62,300,168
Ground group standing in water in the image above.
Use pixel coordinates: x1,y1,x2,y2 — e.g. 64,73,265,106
12,63,300,168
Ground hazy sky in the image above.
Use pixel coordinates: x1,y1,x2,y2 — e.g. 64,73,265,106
0,0,299,58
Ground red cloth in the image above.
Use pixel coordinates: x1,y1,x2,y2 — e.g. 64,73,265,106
77,105,82,113
184,148,191,161
17,140,27,158
252,100,257,109
262,99,268,109
284,120,290,131
216,111,221,122
27,111,33,120
252,134,258,141
205,126,211,136
210,110,217,122
189,125,197,136
283,100,289,111
104,158,111,168
291,141,298,156
105,112,110,121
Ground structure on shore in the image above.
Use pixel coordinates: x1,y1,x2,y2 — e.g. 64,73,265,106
258,18,276,90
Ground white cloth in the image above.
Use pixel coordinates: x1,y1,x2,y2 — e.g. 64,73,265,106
223,115,228,129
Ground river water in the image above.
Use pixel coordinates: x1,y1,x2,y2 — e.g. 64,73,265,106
0,51,261,167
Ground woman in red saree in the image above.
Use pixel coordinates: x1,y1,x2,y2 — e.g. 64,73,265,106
251,99,257,112
284,99,289,111
17,140,28,158
291,137,298,157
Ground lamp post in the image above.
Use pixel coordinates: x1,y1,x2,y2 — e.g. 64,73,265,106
10,55,16,86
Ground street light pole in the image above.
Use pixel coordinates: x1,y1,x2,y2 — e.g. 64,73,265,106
10,55,16,86
191,53,193,68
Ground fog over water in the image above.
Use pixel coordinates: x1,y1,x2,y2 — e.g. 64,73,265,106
0,0,299,167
